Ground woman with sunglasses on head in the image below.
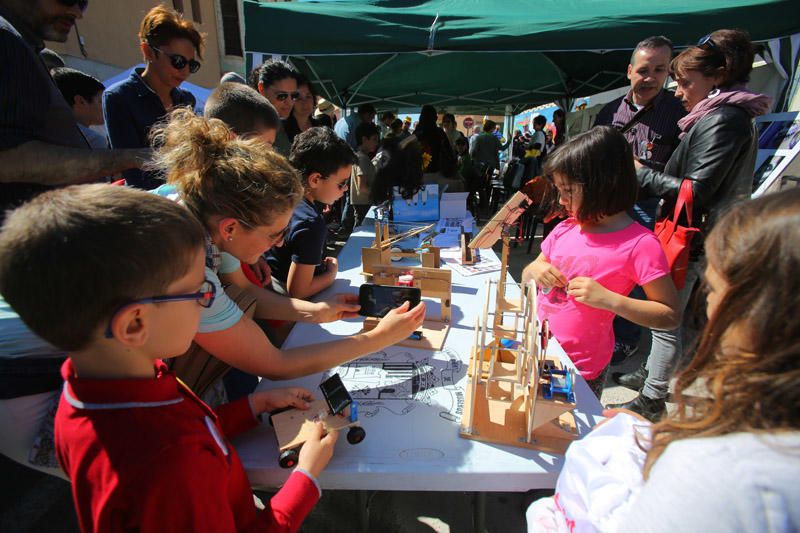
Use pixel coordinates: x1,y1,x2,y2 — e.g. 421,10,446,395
103,5,202,190
283,73,322,144
149,109,425,401
608,29,772,421
248,59,300,155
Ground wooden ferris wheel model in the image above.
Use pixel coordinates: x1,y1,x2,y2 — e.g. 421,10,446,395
459,191,579,454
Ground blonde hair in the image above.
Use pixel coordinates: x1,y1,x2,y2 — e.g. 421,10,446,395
149,108,302,229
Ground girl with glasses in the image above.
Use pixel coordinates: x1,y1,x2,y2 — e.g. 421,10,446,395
103,5,203,189
149,109,425,402
521,126,680,400
527,190,800,533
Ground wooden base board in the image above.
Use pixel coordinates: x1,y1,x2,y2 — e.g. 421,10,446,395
459,379,579,455
272,399,356,451
361,318,450,350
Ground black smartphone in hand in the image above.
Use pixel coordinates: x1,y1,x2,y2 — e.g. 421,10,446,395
358,283,421,318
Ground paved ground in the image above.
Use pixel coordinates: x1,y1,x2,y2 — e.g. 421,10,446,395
0,226,663,532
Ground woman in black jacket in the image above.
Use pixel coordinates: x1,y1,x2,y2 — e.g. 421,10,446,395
609,29,771,419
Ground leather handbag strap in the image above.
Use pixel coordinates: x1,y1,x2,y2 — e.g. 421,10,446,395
672,180,695,227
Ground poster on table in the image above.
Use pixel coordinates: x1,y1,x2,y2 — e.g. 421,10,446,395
752,111,800,197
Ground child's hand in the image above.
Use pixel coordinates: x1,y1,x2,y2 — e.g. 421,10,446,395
314,293,361,322
297,421,338,479
567,277,616,310
249,257,271,286
323,256,338,278
525,260,567,289
372,301,426,345
251,388,314,414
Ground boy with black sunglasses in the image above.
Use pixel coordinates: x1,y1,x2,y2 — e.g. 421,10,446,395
0,184,336,532
266,127,358,299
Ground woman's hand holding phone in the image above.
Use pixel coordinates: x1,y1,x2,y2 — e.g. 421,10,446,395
372,300,427,345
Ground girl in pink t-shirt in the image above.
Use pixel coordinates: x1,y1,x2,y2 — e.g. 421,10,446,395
522,127,680,398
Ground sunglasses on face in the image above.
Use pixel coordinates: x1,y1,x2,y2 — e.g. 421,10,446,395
274,91,301,102
104,279,216,338
151,46,201,74
58,0,88,12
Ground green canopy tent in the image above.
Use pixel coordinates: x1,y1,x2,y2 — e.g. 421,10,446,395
243,0,800,115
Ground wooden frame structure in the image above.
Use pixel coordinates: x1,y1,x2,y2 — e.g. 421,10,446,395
360,219,452,350
460,279,579,454
460,192,578,454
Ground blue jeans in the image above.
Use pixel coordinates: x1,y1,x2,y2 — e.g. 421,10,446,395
612,198,658,347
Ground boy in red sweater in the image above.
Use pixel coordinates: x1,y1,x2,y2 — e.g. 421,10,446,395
0,185,337,532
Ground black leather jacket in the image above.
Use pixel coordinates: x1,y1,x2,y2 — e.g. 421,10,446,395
637,105,758,259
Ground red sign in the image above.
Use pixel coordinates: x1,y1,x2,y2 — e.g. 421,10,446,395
462,117,474,129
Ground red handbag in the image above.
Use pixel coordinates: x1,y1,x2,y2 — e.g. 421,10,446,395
654,180,701,289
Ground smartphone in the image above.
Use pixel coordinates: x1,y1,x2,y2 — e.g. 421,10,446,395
319,373,352,416
358,283,421,318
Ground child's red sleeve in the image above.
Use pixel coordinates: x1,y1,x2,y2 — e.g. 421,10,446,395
255,470,321,532
215,396,258,440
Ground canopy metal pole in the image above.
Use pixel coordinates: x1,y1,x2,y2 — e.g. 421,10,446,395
346,53,400,107
569,71,626,93
301,58,345,109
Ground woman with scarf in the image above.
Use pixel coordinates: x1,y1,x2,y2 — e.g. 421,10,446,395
609,29,772,420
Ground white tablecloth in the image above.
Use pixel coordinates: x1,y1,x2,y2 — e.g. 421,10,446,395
235,226,604,492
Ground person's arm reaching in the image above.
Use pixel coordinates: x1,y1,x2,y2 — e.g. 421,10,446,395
194,301,426,380
0,141,147,185
636,110,753,210
566,275,680,330
219,267,360,323
286,259,337,299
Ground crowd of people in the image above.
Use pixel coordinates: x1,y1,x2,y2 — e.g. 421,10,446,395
0,1,797,531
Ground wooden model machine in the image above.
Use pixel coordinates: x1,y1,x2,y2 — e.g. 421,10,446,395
459,192,579,454
360,219,452,350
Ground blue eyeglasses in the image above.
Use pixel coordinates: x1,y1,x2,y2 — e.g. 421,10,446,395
104,279,216,339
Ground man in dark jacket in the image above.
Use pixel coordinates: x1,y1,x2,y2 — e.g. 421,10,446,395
0,0,147,218
594,36,686,366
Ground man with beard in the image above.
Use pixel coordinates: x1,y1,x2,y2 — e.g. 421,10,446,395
593,36,686,367
0,0,147,218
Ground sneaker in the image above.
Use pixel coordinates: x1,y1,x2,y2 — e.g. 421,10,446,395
612,364,647,391
605,393,666,422
610,341,639,365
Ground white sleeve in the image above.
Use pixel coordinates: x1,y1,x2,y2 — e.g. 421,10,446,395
616,438,788,533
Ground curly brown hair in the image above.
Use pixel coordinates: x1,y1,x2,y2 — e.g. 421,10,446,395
643,189,800,479
148,108,302,230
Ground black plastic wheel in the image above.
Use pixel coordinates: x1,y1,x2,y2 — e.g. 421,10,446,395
347,426,366,445
279,448,299,468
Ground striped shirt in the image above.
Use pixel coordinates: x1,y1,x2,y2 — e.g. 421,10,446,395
594,89,686,172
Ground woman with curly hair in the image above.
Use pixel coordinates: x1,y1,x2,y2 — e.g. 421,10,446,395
527,189,800,532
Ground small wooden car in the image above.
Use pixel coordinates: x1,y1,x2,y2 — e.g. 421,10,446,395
269,374,365,468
